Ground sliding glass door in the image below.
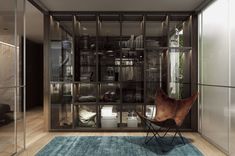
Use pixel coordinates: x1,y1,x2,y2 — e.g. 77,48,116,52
0,0,25,155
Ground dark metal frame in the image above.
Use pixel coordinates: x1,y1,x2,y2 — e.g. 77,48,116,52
46,11,198,132
137,112,186,145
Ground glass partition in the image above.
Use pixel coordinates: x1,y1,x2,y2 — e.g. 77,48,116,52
199,0,230,153
0,0,25,154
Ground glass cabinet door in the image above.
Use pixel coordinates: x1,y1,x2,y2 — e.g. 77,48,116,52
51,83,73,129
50,16,74,129
50,16,74,82
121,15,144,105
74,15,97,82
168,15,192,99
121,105,143,128
98,15,121,82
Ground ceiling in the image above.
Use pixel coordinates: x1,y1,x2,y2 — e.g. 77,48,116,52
39,0,204,11
0,1,43,44
1,0,204,45
26,1,43,43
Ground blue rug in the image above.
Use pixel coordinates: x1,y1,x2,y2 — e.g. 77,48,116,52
36,136,203,156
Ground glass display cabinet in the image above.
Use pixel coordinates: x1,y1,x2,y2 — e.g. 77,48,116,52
48,12,195,131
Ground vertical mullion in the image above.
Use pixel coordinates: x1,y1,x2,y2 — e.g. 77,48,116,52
23,0,26,150
72,15,76,129
96,14,99,128
119,14,123,128
143,14,146,116
165,15,169,94
14,0,18,153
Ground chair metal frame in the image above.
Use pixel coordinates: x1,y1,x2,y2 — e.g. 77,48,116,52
137,112,185,145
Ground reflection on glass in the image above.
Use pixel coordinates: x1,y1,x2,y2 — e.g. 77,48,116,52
50,17,74,81
146,18,167,47
146,105,156,119
121,51,144,82
122,82,144,103
74,83,97,103
75,19,97,82
122,19,143,50
121,105,142,128
100,83,120,103
0,88,15,154
146,49,163,103
0,0,25,154
50,83,73,129
168,15,191,99
100,105,120,128
75,105,97,128
98,19,121,82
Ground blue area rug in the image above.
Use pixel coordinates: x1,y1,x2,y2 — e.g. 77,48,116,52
36,136,203,156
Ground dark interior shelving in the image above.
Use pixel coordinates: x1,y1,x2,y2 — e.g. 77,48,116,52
49,12,195,131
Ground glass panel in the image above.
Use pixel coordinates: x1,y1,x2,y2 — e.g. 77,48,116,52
121,16,143,50
16,87,24,152
16,0,24,152
201,0,229,86
74,18,97,82
100,105,120,128
231,88,235,156
50,16,74,81
74,83,97,103
231,0,235,155
100,83,120,103
121,15,144,82
50,83,73,129
146,16,167,47
146,49,163,104
0,1,16,88
121,50,144,81
201,86,229,151
99,19,121,82
0,0,20,155
169,15,191,47
168,50,191,99
200,0,229,152
121,105,142,128
74,105,97,128
0,88,15,155
122,82,144,103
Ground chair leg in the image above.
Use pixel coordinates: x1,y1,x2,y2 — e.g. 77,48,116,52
169,127,185,145
144,126,151,144
161,127,170,138
145,123,158,144
141,118,154,144
170,131,177,144
176,128,185,145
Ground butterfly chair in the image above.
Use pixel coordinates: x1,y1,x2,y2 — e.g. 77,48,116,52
137,89,198,145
